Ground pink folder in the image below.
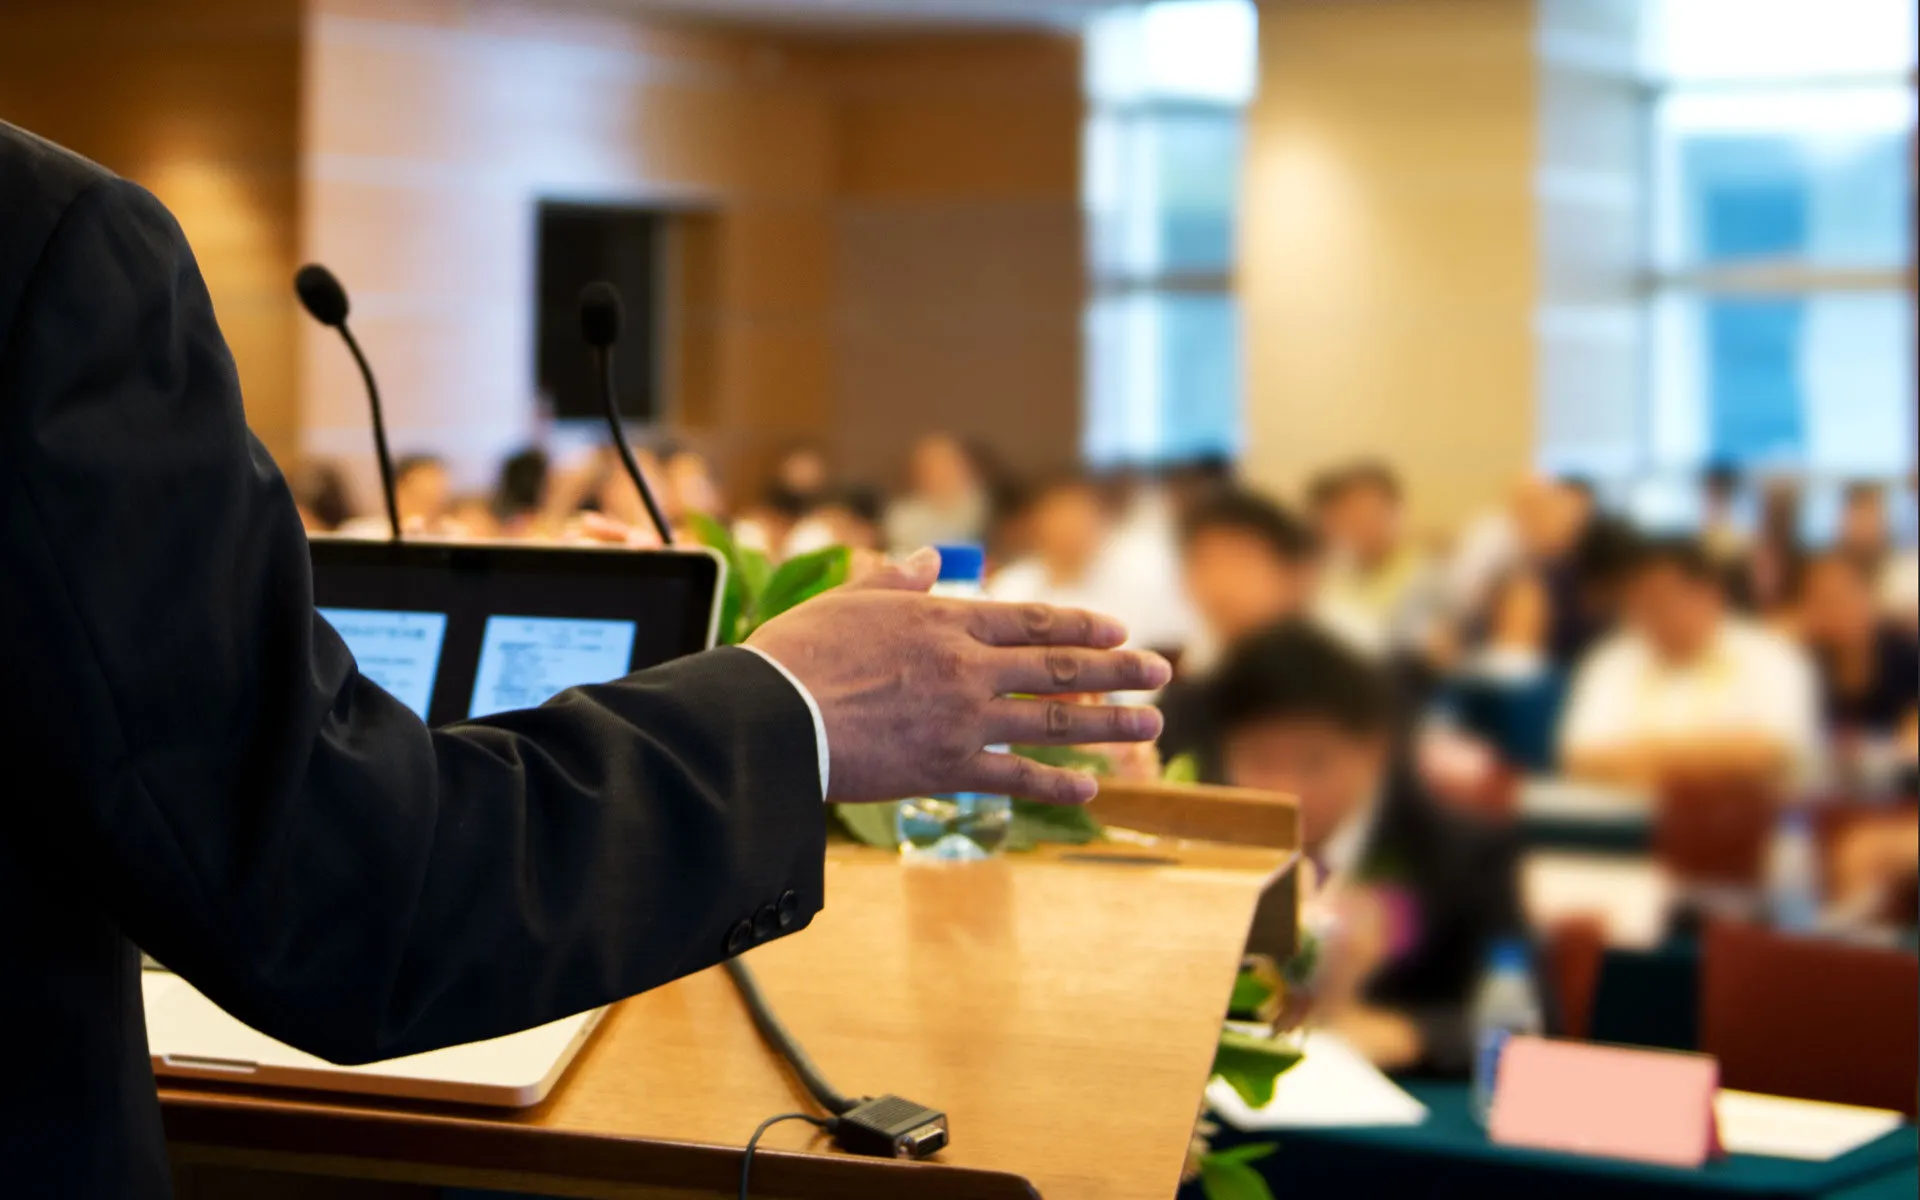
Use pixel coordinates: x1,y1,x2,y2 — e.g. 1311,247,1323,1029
1488,1036,1723,1168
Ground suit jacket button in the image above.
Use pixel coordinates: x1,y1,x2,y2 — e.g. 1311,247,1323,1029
753,903,780,940
725,919,753,956
776,889,800,929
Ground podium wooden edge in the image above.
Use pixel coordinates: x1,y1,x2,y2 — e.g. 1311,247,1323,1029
163,1087,1040,1200
1090,778,1299,853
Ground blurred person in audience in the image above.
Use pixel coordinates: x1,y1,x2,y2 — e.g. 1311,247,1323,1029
885,433,989,554
1699,462,1749,569
735,442,837,557
1798,552,1919,782
1095,464,1200,653
987,476,1113,612
1212,621,1522,1074
771,441,832,510
785,486,886,558
1735,476,1806,621
290,460,355,535
491,446,550,537
336,453,451,538
1836,481,1891,570
446,495,502,540
1312,460,1441,655
1885,470,1920,636
1157,489,1320,779
1829,809,1920,930
1559,537,1821,788
660,445,723,524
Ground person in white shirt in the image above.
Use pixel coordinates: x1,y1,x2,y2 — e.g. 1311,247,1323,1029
1559,536,1822,788
986,476,1114,613
883,433,990,555
1311,460,1441,656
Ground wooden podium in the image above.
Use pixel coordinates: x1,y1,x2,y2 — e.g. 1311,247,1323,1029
166,785,1298,1200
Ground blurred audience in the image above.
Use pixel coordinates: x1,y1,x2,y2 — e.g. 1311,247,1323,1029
1156,489,1320,781
491,447,550,536
786,486,885,558
987,476,1114,611
1212,620,1522,1075
1798,552,1920,788
1699,462,1749,570
291,460,355,534
885,434,989,553
1559,537,1820,789
1311,460,1440,655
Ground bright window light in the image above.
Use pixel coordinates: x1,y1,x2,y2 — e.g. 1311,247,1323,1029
1646,0,1917,81
1086,0,1257,105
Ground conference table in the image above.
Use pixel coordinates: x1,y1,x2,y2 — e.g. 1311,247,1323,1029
1193,1081,1919,1200
163,787,1301,1200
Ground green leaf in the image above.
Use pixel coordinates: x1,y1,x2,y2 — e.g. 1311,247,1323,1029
1006,798,1103,852
1228,970,1275,1018
1161,751,1200,784
684,513,751,645
1198,1152,1277,1200
1211,1029,1304,1109
831,801,901,848
1280,930,1322,990
737,545,774,611
1204,1144,1277,1167
755,546,851,628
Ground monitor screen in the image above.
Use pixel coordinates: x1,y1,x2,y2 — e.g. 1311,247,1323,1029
310,541,720,727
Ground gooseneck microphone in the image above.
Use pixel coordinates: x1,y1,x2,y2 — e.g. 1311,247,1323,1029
578,281,674,547
295,263,401,542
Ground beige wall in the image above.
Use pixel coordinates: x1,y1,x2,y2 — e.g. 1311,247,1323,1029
1242,0,1539,531
827,33,1085,487
302,3,1082,506
0,0,306,461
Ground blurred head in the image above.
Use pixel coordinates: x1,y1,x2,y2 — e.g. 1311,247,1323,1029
1180,489,1320,646
774,444,831,504
448,496,501,539
1703,462,1741,514
595,445,660,529
791,485,885,556
1026,477,1110,581
1315,460,1404,566
1838,481,1889,558
1213,620,1396,848
1624,537,1727,662
662,448,721,519
906,434,979,506
1798,552,1882,649
291,460,354,533
1512,476,1592,561
393,455,451,527
493,447,549,522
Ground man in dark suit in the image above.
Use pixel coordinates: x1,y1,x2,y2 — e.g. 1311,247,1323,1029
0,123,1171,1197
1211,620,1523,1076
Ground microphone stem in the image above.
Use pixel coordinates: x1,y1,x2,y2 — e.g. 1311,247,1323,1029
598,345,674,546
339,324,401,543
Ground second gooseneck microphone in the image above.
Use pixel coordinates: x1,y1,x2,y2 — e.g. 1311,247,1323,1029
295,264,402,542
578,282,674,547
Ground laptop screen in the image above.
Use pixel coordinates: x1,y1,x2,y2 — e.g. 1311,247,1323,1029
310,540,722,726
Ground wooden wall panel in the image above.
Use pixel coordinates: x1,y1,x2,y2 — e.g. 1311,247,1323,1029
1242,0,1538,531
0,0,305,461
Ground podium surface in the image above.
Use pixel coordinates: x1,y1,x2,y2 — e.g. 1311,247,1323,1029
165,836,1295,1199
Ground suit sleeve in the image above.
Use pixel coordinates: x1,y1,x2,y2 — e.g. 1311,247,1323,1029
0,176,826,1064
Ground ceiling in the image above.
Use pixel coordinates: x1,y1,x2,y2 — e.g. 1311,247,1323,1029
612,0,1119,31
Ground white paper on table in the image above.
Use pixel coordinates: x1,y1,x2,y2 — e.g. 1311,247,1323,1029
1523,853,1675,949
1206,1030,1429,1130
1519,777,1653,821
1714,1090,1906,1161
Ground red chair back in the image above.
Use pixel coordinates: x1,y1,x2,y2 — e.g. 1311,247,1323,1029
1701,919,1919,1116
1544,916,1607,1041
1655,778,1775,887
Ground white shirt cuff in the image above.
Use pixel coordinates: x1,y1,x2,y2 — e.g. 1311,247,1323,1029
739,645,831,802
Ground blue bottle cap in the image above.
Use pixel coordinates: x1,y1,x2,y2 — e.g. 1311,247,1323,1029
934,543,986,583
1488,938,1529,972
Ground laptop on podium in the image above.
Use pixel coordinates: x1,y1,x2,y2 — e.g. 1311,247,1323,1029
144,538,724,1107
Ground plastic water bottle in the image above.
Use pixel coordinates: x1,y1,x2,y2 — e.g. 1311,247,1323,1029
1470,938,1542,1126
895,544,1012,861
1766,807,1822,933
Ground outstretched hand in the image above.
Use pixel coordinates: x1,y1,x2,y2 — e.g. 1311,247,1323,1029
747,547,1171,805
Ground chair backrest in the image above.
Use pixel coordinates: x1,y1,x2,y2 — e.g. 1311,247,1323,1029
1543,915,1607,1041
1655,777,1775,887
1700,918,1919,1116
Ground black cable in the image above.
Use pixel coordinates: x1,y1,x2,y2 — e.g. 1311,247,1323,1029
596,344,674,547
738,1111,835,1200
338,324,400,543
724,956,857,1115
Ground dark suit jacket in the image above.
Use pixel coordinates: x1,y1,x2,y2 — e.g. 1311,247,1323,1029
0,123,826,1198
1352,773,1525,1077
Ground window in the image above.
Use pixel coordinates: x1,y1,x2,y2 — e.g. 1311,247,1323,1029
1081,0,1256,468
1635,0,1915,525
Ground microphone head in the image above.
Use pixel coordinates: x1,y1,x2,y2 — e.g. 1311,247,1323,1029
578,281,623,349
294,264,351,327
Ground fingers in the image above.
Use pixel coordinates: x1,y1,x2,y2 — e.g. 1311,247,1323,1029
957,750,1099,806
988,646,1171,696
981,697,1164,747
965,601,1128,649
850,546,940,593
